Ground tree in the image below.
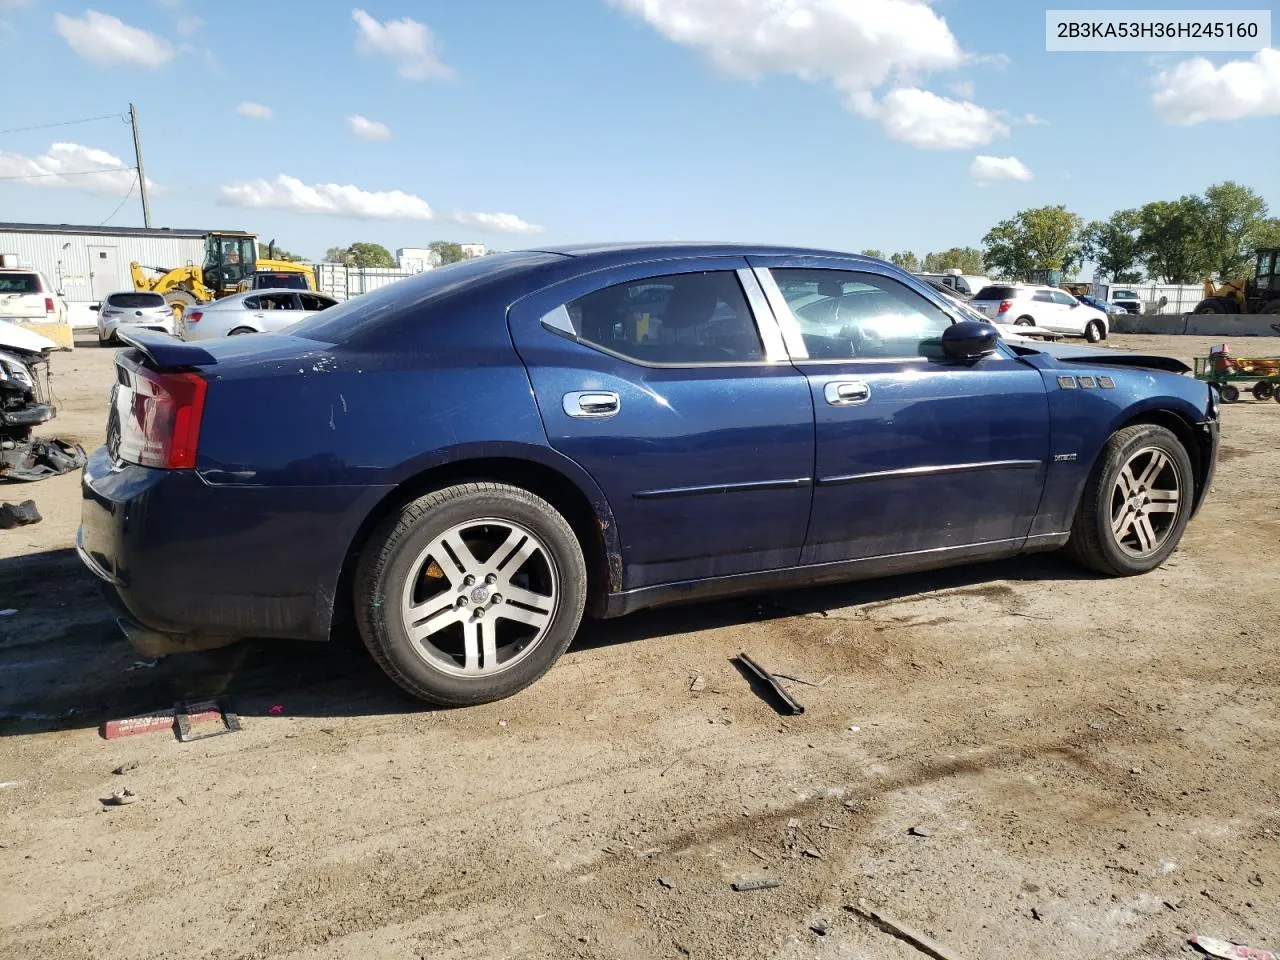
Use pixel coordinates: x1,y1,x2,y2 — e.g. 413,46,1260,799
324,246,354,266
922,246,985,275
1081,210,1143,283
257,241,306,263
1255,218,1280,250
982,205,1083,280
890,251,920,273
344,242,396,268
1201,181,1269,280
1136,197,1209,283
429,240,466,265
860,248,885,260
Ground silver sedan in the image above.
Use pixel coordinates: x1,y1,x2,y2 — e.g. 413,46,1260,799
178,289,338,341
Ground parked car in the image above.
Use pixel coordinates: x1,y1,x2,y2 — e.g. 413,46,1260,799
1111,289,1143,314
970,284,1110,342
178,289,338,341
1076,294,1128,316
0,320,86,480
0,268,67,326
94,291,175,344
79,244,1218,707
915,272,991,299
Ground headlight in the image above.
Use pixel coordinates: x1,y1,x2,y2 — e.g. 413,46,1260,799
0,355,34,389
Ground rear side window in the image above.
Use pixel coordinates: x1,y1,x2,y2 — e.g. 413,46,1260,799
560,271,763,365
298,293,335,311
0,273,40,293
974,285,1017,300
106,292,165,308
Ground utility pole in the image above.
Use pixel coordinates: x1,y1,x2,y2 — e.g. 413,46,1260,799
128,103,151,228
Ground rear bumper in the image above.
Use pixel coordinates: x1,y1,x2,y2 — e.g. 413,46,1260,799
77,446,392,642
103,317,176,338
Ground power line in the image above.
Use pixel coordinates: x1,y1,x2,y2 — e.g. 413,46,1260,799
98,173,139,227
0,112,128,136
0,166,138,182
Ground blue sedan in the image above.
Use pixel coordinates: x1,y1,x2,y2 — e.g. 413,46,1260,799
79,244,1219,706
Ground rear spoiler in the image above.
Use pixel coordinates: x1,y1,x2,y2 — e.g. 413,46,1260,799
118,330,218,369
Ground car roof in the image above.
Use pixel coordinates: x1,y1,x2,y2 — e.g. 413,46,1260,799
530,241,870,267
209,288,331,307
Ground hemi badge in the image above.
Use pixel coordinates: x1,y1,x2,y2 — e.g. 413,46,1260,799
1078,376,1097,389
1053,453,1078,462
1098,376,1116,389
1057,376,1077,389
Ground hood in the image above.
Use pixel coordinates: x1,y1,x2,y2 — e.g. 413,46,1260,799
0,319,56,354
1027,340,1190,374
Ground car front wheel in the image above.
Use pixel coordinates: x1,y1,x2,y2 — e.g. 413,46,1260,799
355,482,587,706
1085,320,1105,343
1065,424,1194,576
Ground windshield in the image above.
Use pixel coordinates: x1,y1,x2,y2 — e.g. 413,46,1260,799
1114,290,1138,299
0,273,40,293
106,292,166,308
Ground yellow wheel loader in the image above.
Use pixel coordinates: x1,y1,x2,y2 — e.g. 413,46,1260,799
1194,248,1280,315
131,232,316,318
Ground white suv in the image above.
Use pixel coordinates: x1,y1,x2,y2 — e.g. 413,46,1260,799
969,284,1109,342
0,269,68,326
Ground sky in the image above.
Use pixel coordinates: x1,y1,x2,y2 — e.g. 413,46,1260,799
0,0,1277,261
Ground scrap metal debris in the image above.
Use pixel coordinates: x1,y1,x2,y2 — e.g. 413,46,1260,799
102,789,139,807
849,905,964,960
101,700,241,742
734,653,805,715
731,876,780,892
689,676,706,693
1190,937,1278,960
0,499,41,527
0,438,86,482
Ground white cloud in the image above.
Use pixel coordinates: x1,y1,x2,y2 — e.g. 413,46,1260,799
1152,48,1280,125
176,14,203,36
0,142,154,196
236,102,273,120
947,79,975,99
347,114,392,140
447,211,544,235
970,154,1034,184
1019,112,1048,125
352,8,452,80
858,87,1008,149
217,174,434,220
54,10,173,67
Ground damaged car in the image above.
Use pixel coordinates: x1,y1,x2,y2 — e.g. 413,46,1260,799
0,320,86,481
77,244,1218,708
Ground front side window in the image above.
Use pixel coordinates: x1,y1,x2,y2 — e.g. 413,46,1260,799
1032,290,1056,303
561,271,763,365
770,269,952,359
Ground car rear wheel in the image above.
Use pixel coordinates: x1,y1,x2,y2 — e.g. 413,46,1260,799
228,326,256,336
1064,424,1194,577
355,482,587,706
1085,320,1105,343
1014,316,1035,326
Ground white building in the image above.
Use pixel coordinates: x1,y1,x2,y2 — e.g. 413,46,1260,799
460,243,488,259
395,247,436,272
0,222,227,325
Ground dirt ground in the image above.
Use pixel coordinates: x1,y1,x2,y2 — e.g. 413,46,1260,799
2,333,1278,960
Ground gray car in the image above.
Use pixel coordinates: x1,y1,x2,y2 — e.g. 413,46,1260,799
178,289,338,341
94,291,175,344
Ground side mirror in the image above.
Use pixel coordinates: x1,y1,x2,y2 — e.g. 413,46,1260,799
90,304,100,312
942,320,998,360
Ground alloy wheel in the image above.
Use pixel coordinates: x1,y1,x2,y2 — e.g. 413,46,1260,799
399,518,559,677
1109,447,1182,558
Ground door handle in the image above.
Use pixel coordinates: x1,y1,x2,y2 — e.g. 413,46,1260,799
563,391,620,418
824,381,871,406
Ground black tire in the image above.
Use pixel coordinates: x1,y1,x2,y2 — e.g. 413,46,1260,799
1219,383,1240,403
1065,424,1195,577
1252,381,1275,401
1085,320,1104,343
1194,298,1226,315
354,482,587,706
1259,300,1280,316
164,289,198,319
1014,316,1035,326
228,326,257,336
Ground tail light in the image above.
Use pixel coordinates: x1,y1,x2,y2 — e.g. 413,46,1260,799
115,368,207,469
997,300,1012,314
186,311,203,323
44,297,54,314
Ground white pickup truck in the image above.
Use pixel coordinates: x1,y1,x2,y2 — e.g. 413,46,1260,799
0,268,68,325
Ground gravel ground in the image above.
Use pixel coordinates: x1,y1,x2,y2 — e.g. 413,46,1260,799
1,333,1277,960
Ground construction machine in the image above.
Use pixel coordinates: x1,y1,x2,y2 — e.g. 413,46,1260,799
1193,248,1280,315
131,232,316,316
